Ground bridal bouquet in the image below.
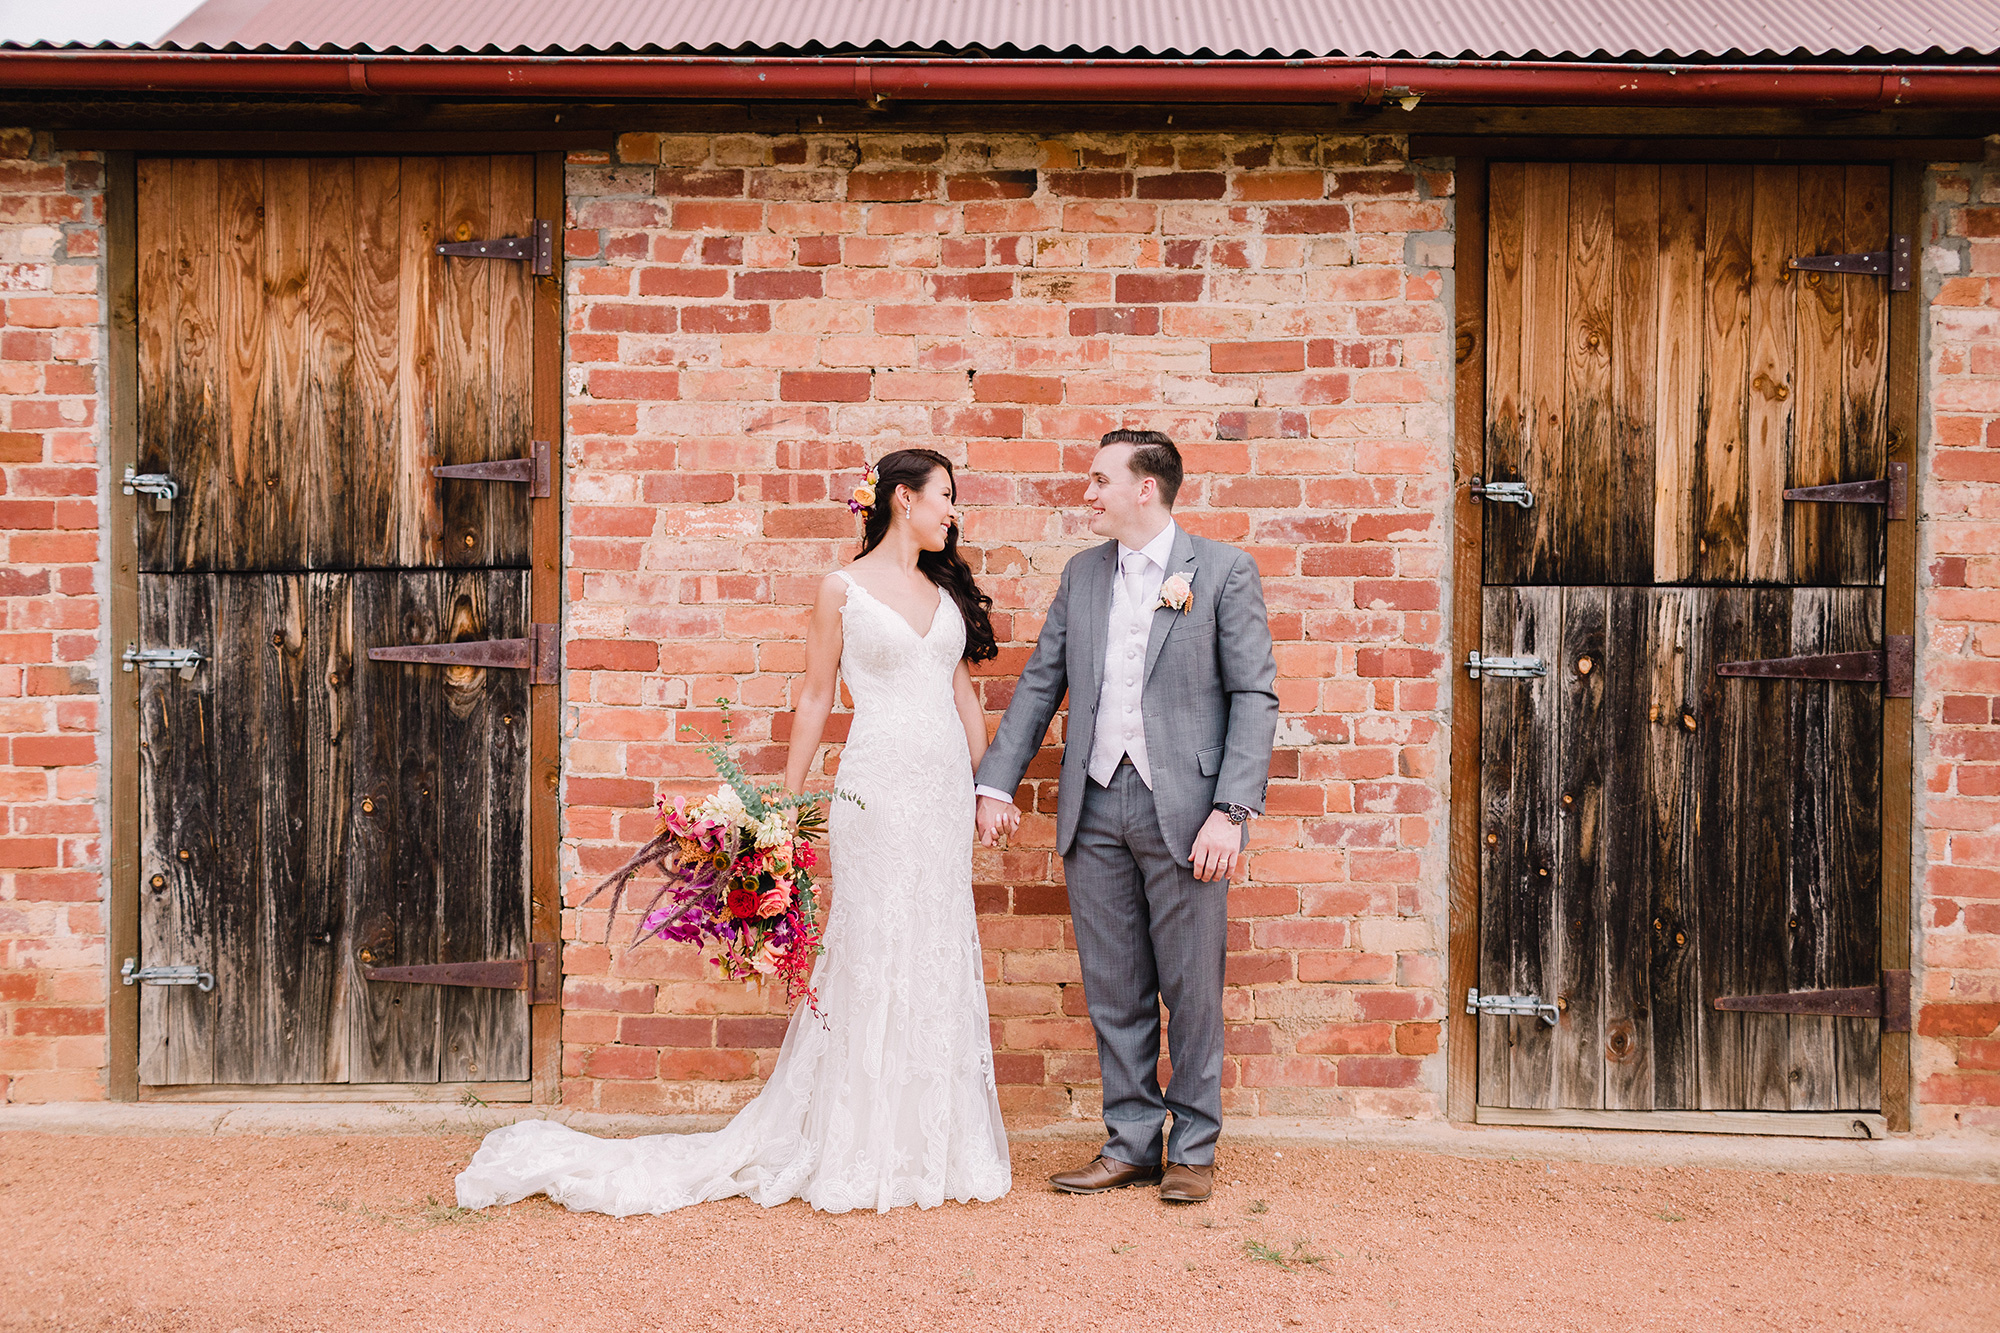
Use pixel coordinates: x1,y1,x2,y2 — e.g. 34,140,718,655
587,705,855,1014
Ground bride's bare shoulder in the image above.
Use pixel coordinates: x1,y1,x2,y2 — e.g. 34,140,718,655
813,568,857,612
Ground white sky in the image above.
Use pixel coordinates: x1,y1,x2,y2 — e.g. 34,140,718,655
0,0,207,45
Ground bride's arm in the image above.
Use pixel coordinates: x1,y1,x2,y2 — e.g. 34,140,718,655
783,574,846,795
953,659,988,772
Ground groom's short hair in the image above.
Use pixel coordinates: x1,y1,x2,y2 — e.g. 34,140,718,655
1099,429,1183,508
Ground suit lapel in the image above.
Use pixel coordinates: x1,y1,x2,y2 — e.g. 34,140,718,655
1078,541,1116,709
1142,527,1199,682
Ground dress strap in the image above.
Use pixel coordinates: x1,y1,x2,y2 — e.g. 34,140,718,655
834,570,860,591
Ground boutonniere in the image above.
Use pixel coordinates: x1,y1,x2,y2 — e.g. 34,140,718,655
1156,571,1194,614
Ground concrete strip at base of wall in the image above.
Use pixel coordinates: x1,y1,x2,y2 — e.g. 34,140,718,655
3,1102,1995,1183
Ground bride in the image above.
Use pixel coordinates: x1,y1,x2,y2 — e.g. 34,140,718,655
456,448,1013,1216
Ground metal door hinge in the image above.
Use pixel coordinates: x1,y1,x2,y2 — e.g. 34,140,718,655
1787,235,1912,292
437,220,554,276
1716,635,1913,698
361,941,558,1005
1784,460,1908,521
432,440,552,498
122,957,214,991
1467,988,1558,1026
367,623,559,685
122,467,178,511
1715,969,1911,1033
1464,652,1546,681
122,644,204,680
1468,477,1534,508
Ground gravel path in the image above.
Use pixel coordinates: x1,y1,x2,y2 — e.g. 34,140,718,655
2,1131,1994,1332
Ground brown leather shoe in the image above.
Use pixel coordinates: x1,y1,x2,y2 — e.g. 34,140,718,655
1048,1155,1163,1194
1159,1161,1215,1204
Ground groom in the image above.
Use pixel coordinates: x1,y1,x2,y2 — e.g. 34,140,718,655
975,429,1278,1204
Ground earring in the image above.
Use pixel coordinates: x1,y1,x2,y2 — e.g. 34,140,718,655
903,503,911,521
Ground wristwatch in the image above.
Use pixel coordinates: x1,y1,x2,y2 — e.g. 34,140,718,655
1212,802,1254,827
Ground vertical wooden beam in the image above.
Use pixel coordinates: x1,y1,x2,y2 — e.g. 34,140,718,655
1447,158,1488,1123
528,151,565,1104
106,151,140,1101
1879,160,1922,1133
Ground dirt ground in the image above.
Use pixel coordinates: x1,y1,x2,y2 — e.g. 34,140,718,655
2,1131,1995,1333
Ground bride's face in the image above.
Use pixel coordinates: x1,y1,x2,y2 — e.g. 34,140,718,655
897,467,959,553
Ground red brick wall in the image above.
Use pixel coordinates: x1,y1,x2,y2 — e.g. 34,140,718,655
1918,148,2000,1133
0,130,106,1103
556,131,1456,1118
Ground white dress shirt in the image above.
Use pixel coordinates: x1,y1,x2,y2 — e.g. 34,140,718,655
977,521,1176,803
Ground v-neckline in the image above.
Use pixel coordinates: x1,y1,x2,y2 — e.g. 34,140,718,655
846,576,944,642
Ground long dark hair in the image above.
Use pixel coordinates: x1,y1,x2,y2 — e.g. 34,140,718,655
857,448,997,663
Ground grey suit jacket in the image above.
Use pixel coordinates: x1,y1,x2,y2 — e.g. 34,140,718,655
976,526,1280,863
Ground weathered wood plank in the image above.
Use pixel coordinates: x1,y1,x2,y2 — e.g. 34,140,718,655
1790,165,1850,586
1824,589,1884,1109
1652,166,1706,584
215,159,266,572
436,157,493,568
261,159,312,571
1518,164,1570,584
1745,166,1797,584
438,571,531,1081
1599,588,1656,1109
207,576,268,1083
137,575,218,1084
1561,167,1615,585
349,157,402,568
1694,588,1750,1108
1647,589,1703,1109
396,159,443,567
1476,585,1519,1108
1552,587,1607,1108
169,159,222,573
1609,166,1660,586
487,157,536,569
1697,166,1755,583
1482,162,1528,585
1475,1105,1887,1139
134,158,177,573
305,572,354,1082
1842,165,1892,588
303,158,359,571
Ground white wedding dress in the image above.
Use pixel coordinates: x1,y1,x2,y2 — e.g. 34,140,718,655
455,572,1012,1216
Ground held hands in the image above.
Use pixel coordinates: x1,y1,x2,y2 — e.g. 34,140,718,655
976,795,1021,847
1189,810,1244,883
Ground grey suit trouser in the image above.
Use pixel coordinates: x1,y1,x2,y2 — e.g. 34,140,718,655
1068,762,1229,1167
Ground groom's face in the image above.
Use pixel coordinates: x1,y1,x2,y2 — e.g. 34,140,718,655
1085,444,1154,541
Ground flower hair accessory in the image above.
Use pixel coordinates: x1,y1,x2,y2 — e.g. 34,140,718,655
1156,571,1194,614
847,463,879,515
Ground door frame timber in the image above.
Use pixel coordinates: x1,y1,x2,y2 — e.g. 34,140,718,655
1444,144,1923,1131
103,146,565,1102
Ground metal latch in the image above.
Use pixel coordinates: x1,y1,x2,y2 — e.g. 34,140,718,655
1468,477,1534,508
1787,234,1912,292
437,220,554,276
122,957,214,992
121,644,204,680
1467,988,1558,1026
1464,652,1546,681
122,467,178,511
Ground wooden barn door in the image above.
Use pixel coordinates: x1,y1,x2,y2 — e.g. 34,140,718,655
1475,163,1905,1122
127,157,548,1090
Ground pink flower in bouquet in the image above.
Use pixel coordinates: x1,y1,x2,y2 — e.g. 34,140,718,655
791,840,817,870
752,939,788,975
757,882,791,918
726,884,761,920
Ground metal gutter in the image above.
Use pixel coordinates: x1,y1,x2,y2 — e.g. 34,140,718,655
0,53,1996,107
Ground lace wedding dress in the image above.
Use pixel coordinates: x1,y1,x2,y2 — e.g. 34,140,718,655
455,572,1012,1216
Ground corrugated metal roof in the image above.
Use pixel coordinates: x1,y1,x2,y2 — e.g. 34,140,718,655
155,0,2000,60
